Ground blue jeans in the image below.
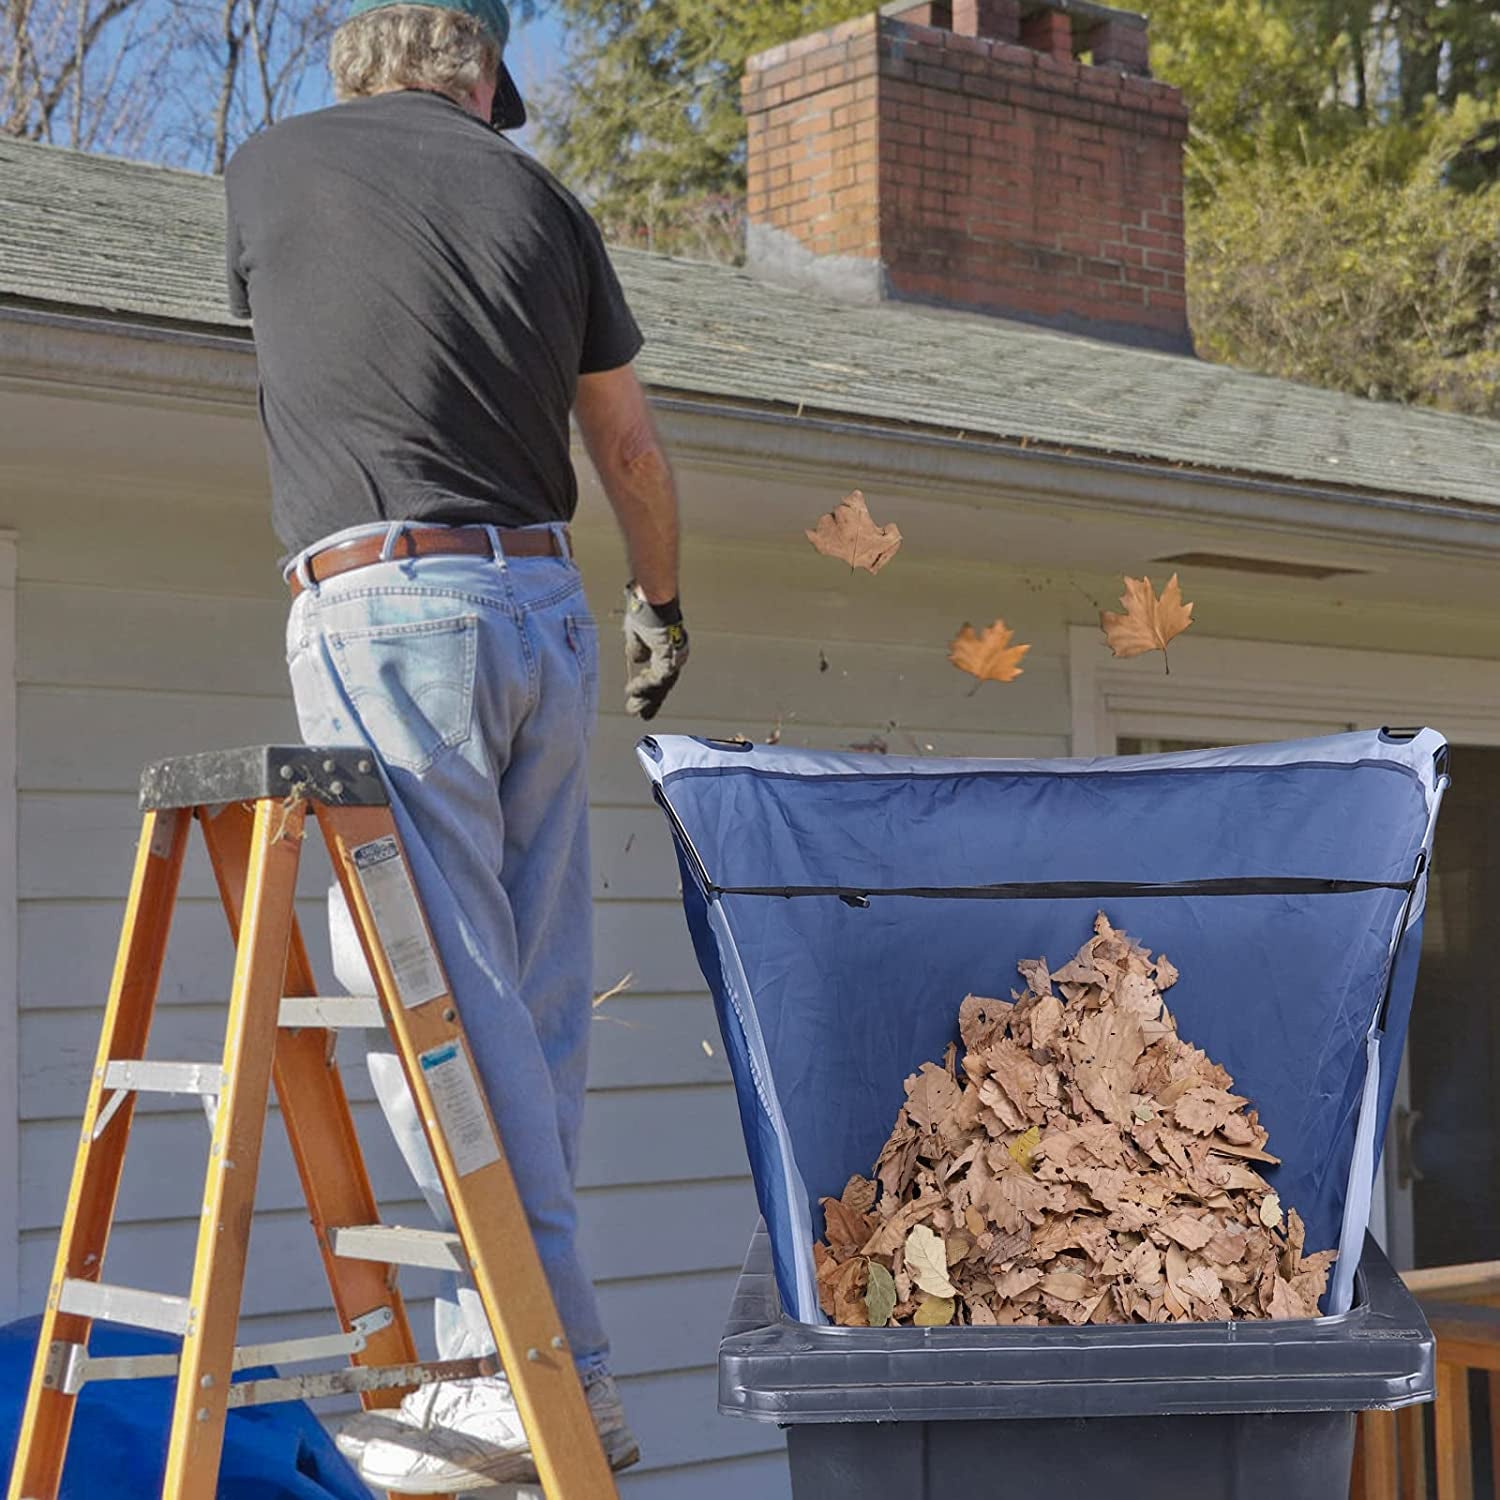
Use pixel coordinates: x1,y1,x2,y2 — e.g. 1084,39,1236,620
284,521,608,1371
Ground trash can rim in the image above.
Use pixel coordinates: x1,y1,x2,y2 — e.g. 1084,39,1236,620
718,1225,1436,1424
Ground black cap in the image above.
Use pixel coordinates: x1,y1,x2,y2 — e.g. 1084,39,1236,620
491,57,526,130
346,0,526,130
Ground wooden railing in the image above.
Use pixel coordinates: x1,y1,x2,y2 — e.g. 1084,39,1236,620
1352,1260,1500,1500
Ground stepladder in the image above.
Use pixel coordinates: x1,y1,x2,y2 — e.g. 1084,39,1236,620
6,745,620,1500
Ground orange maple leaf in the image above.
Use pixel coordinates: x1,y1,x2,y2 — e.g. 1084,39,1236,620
1100,574,1194,672
948,620,1031,685
806,490,903,575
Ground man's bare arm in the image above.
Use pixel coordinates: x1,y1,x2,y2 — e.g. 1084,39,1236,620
574,364,679,604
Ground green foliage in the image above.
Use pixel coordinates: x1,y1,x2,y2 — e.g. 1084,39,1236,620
538,0,1500,412
1139,0,1500,134
536,0,869,255
1188,105,1500,415
1132,0,1334,151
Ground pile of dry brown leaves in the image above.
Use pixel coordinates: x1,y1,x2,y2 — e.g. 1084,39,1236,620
815,913,1336,1328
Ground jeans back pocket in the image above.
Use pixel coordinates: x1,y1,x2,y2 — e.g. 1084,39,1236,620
565,614,600,715
329,613,479,775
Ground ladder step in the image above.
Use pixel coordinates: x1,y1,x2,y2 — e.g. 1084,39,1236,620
332,1225,468,1273
102,1060,224,1096
57,1279,191,1336
47,1319,397,1395
228,1354,496,1409
279,995,384,1029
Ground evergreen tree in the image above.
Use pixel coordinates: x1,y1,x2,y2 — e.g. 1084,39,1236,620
537,0,1500,412
537,0,869,255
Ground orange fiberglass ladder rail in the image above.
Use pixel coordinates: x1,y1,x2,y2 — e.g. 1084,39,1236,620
6,745,617,1500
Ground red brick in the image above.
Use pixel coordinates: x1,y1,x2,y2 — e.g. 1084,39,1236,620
892,20,953,51
748,3,1188,346
748,40,790,72
1020,10,1073,63
914,62,963,90
953,0,1020,42
838,13,878,41
1084,17,1149,75
887,0,951,27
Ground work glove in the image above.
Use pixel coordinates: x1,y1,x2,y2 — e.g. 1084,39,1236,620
623,582,689,720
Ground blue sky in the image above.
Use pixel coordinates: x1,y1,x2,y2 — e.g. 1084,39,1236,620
11,0,577,171
506,10,567,153
288,8,565,152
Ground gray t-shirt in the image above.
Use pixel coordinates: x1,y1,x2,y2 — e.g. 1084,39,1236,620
225,90,643,554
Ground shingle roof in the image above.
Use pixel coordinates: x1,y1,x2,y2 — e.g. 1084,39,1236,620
3,135,1497,510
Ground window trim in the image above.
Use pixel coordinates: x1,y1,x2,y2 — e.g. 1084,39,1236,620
1069,627,1500,756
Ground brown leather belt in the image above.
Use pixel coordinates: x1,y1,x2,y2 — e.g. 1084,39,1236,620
288,525,569,597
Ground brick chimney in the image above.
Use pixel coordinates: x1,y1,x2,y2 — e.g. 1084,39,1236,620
742,0,1189,352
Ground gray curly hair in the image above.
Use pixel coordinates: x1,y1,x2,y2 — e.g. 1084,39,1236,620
330,4,498,104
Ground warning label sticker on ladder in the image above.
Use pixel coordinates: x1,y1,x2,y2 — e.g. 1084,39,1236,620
419,1043,502,1177
351,836,447,1009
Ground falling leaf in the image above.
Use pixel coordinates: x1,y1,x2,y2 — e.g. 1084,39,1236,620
1099,575,1195,671
913,1294,956,1326
904,1225,957,1298
865,1262,897,1328
805,490,903,575
1007,1125,1042,1172
592,973,633,1008
948,620,1031,685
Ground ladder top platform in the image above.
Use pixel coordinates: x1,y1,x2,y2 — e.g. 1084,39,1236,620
140,746,387,811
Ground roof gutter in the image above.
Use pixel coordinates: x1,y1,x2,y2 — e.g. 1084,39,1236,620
5,301,1500,559
649,390,1500,559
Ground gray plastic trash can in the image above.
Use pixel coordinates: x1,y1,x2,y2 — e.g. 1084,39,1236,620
720,1225,1434,1499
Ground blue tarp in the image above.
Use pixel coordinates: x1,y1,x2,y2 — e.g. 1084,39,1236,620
639,729,1448,1323
0,1318,368,1499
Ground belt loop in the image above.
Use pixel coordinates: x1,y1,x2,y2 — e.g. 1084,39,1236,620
483,524,508,570
293,549,319,595
378,521,406,563
554,523,572,562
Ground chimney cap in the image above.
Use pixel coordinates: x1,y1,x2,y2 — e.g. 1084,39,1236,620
881,0,1148,31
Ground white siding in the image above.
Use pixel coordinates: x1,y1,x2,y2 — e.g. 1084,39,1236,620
10,388,1500,1495
5,466,1083,1496
0,533,17,1324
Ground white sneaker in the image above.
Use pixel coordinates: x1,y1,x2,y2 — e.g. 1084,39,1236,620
332,1401,419,1464
353,1370,639,1495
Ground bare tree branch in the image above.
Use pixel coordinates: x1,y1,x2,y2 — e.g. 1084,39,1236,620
212,0,248,172
71,0,85,144
245,0,275,127
82,0,152,148
32,0,140,133
4,0,338,167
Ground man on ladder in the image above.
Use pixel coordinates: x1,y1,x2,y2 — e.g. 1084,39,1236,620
224,1,688,1489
